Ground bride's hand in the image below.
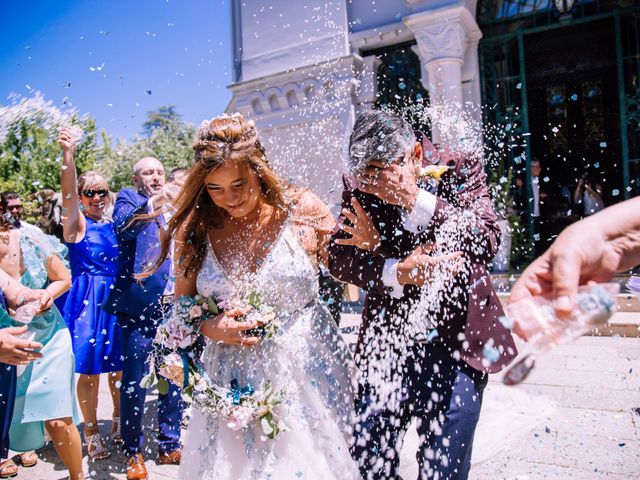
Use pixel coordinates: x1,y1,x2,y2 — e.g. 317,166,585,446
200,312,262,347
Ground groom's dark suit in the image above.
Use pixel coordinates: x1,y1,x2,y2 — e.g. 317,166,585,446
329,142,516,479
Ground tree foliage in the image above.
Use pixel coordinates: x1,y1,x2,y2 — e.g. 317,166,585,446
0,91,99,195
142,105,182,137
98,106,195,191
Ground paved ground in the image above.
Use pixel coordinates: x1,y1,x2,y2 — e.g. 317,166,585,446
11,316,640,479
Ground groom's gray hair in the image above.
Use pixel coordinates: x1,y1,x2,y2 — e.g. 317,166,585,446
348,110,416,173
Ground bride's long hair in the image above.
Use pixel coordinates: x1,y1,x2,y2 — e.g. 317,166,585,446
145,113,288,278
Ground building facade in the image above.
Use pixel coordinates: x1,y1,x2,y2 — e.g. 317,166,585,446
227,0,640,212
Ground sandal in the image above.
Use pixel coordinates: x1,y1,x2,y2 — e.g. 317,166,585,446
85,432,111,460
0,459,17,479
18,451,38,467
111,416,123,444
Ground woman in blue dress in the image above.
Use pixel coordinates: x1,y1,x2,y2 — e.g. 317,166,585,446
59,127,123,460
0,217,83,480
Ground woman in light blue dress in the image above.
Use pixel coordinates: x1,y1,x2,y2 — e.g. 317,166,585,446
0,219,83,480
59,127,122,460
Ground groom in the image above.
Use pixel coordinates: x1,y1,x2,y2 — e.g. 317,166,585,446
329,110,516,479
105,157,183,480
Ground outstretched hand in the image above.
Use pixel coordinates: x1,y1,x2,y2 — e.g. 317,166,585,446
334,197,381,252
58,127,77,154
510,220,623,317
397,244,465,286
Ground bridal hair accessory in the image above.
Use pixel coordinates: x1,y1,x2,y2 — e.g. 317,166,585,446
501,283,619,386
142,293,286,439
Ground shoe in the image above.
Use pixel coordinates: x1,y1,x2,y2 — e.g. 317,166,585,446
17,451,37,467
85,432,111,460
111,416,123,444
0,459,17,479
126,454,148,480
157,449,181,465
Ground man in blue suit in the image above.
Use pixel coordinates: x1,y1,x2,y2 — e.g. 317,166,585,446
105,157,183,480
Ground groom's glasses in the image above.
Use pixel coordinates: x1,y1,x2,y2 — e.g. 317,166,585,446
82,189,108,198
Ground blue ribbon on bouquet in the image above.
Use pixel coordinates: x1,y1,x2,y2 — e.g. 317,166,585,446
227,379,255,405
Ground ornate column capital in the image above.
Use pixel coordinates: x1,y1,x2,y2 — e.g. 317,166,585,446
404,5,481,66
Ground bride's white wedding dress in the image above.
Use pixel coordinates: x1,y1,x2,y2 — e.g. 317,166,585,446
179,215,361,479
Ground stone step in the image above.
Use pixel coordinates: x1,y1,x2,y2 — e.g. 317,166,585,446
340,304,640,339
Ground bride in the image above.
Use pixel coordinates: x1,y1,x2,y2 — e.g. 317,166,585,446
148,113,360,479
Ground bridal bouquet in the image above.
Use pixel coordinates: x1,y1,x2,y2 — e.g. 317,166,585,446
141,293,286,439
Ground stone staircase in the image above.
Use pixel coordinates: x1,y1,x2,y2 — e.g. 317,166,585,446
339,274,640,338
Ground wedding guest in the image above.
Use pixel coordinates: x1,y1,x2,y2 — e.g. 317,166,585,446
104,157,184,480
0,271,45,479
58,128,123,460
329,110,516,479
0,218,83,480
511,196,640,326
514,159,558,255
573,171,605,217
0,193,23,229
0,194,47,472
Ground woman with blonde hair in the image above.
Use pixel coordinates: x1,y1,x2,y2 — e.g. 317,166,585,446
147,113,359,479
58,128,122,460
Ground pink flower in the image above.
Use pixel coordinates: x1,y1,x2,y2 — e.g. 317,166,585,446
189,305,203,319
226,406,254,431
158,353,184,386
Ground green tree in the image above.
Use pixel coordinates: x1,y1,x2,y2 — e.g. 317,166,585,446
142,105,182,137
0,91,99,196
98,106,195,191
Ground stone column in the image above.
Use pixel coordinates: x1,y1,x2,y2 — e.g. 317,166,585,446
405,6,482,143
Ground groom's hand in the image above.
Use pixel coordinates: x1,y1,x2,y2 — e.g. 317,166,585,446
356,158,419,211
334,198,381,252
397,244,464,286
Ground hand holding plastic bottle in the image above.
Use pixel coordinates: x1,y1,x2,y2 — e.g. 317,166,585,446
511,196,640,331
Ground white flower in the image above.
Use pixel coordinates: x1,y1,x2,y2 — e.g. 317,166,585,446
194,376,209,392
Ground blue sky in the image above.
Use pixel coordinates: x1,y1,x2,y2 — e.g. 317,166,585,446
0,0,233,141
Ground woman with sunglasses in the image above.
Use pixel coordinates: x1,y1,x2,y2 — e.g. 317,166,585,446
58,128,123,460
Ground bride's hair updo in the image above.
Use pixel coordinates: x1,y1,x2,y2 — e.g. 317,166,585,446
148,113,288,278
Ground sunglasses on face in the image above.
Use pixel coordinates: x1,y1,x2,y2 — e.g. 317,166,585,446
7,205,22,211
82,189,108,199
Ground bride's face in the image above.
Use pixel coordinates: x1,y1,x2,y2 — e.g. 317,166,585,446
204,159,262,219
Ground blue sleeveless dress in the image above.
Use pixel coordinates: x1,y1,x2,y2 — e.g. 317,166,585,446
64,217,122,374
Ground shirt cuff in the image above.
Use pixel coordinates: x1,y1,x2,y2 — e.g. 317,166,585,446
381,259,404,299
404,189,437,234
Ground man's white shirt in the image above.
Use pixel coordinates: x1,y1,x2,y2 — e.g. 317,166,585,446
380,189,437,299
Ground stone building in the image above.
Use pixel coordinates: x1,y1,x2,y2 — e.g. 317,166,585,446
227,0,640,213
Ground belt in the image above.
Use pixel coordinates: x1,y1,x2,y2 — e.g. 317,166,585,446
160,294,175,305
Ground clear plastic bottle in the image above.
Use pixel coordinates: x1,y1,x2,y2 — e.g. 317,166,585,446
502,282,619,385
